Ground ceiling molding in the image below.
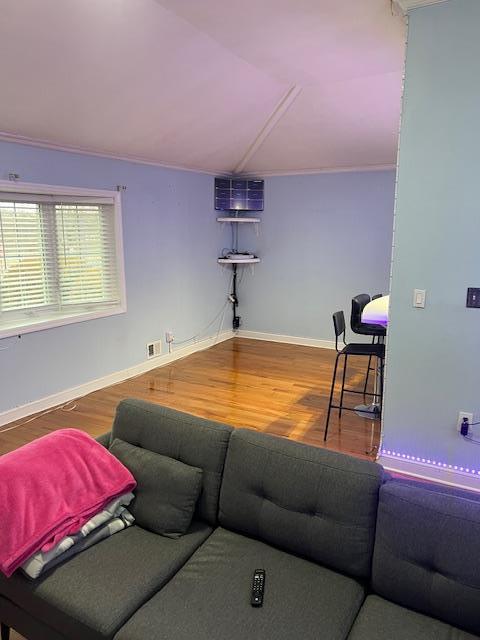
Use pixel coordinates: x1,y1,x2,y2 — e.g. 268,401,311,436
0,132,397,180
233,85,302,174
393,0,448,13
0,132,226,177
239,163,396,178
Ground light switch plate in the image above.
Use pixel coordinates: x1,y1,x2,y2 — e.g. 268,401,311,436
413,289,426,308
466,288,480,308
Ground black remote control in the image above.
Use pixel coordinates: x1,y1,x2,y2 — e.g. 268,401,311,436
251,569,265,607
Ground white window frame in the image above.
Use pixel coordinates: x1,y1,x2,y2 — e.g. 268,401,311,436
0,180,127,339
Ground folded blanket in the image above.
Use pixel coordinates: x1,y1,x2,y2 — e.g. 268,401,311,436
22,509,135,579
21,492,135,578
0,429,136,577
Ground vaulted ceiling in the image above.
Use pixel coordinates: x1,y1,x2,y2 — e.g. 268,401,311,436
0,0,406,175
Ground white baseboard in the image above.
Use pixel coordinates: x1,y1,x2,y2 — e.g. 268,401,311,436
378,455,480,493
236,330,336,350
0,330,234,428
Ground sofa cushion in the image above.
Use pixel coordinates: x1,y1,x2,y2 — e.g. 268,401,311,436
114,527,365,640
109,438,203,538
111,399,232,526
373,480,480,636
219,428,383,579
348,595,477,640
0,522,212,640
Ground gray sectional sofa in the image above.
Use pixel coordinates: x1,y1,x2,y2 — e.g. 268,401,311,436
1,398,479,640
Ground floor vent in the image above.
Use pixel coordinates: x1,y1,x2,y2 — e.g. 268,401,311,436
147,341,161,359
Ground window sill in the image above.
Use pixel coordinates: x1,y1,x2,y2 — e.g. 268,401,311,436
0,304,127,340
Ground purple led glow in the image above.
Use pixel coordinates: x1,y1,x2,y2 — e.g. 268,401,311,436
361,295,389,327
381,449,480,476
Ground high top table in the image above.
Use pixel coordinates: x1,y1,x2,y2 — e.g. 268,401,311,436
361,294,389,327
354,294,390,420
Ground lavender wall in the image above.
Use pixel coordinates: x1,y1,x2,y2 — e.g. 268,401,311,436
0,141,229,414
239,170,395,341
0,141,395,415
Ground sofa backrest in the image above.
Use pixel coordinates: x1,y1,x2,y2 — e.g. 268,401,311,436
111,399,233,526
219,428,384,579
372,480,480,636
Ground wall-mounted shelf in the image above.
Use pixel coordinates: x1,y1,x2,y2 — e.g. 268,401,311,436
216,216,260,223
218,257,260,264
216,202,261,331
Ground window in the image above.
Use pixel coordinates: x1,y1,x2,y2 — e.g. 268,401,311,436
0,182,126,339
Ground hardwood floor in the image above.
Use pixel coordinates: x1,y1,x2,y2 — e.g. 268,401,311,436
4,338,380,640
1,337,380,459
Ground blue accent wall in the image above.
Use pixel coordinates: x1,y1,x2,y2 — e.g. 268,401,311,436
0,141,230,413
383,0,480,469
239,171,395,340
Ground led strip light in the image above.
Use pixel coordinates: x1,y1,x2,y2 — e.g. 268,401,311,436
381,448,480,477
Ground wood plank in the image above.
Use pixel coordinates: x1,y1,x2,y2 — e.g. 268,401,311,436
0,338,380,459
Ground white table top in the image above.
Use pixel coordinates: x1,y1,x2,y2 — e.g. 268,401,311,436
361,294,389,327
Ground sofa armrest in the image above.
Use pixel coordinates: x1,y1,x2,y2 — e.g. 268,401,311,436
96,432,112,448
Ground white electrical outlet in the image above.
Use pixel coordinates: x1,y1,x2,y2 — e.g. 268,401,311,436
146,341,161,359
457,411,473,432
165,332,174,343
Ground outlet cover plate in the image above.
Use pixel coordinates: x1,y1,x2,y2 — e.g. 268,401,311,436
457,411,473,432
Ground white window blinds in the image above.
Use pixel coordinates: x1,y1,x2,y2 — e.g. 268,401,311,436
0,188,125,338
0,200,54,312
55,202,118,306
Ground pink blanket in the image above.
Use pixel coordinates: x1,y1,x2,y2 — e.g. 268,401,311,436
0,429,136,577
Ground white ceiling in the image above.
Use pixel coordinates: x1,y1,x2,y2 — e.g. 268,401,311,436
0,0,406,175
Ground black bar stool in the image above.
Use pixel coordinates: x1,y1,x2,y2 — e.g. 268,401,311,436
350,294,386,395
323,311,385,441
